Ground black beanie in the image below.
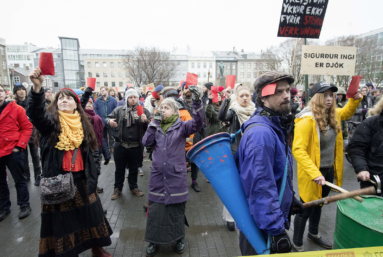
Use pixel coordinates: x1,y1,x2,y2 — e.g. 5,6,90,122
204,82,213,90
13,83,26,94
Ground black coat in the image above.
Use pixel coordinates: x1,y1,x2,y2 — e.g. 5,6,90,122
347,112,383,178
26,88,98,195
218,98,241,154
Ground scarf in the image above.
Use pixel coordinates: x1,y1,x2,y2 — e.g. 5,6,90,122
160,115,178,134
85,109,104,148
126,105,139,127
230,101,256,126
101,96,110,118
55,110,84,151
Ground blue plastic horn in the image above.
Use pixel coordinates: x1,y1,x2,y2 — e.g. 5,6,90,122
187,133,268,254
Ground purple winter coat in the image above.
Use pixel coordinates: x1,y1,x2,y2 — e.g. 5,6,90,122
142,101,204,205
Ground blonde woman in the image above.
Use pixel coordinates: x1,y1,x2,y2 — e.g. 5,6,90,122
292,82,362,252
108,87,119,101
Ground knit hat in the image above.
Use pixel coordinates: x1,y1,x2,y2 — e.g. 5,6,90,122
204,82,213,91
152,84,164,100
181,81,187,90
162,87,178,100
366,82,374,89
73,89,84,96
13,83,26,94
125,88,139,102
290,88,298,96
59,88,81,104
218,86,225,92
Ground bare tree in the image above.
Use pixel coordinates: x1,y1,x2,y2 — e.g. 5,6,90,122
125,47,177,87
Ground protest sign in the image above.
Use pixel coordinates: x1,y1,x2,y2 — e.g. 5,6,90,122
211,86,219,103
39,52,55,75
301,45,357,76
346,76,362,99
185,73,198,88
277,0,329,39
137,105,143,116
87,78,96,90
226,75,236,89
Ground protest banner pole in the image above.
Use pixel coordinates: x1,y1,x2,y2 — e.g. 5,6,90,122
290,38,300,74
304,38,309,104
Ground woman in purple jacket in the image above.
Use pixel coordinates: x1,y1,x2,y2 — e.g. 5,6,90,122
142,86,203,257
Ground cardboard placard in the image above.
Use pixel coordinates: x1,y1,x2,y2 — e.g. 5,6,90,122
277,0,329,39
39,52,55,75
211,86,219,103
226,75,236,89
87,78,96,90
346,76,362,99
301,45,357,76
137,105,143,116
262,83,277,97
185,73,198,88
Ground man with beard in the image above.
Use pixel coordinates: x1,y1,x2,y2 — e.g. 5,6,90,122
13,83,42,185
181,82,207,192
236,71,303,255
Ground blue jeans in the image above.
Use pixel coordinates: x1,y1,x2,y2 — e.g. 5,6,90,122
0,151,30,210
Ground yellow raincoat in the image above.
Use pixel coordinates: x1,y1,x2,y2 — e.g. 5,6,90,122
292,98,362,203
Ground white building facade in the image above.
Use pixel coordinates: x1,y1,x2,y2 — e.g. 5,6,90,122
187,51,216,86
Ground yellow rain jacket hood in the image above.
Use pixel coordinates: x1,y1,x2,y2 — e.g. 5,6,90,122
292,98,361,203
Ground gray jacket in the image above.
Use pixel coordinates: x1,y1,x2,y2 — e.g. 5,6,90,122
105,105,151,148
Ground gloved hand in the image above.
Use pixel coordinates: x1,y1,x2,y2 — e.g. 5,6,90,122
270,231,292,253
292,196,304,215
153,110,163,122
362,108,367,114
85,87,93,95
188,85,202,103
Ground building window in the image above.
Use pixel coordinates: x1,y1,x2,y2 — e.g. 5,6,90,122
95,62,99,68
125,62,129,67
0,77,2,83
204,73,206,78
232,64,236,69
209,63,212,68
118,72,122,77
2,61,6,70
240,72,244,79
111,72,115,77
118,62,122,68
259,63,263,69
203,63,206,68
197,73,200,78
103,62,107,68
0,47,4,55
87,62,91,68
4,76,8,84
96,82,100,88
103,72,107,77
96,72,100,77
126,72,130,77
210,73,212,78
248,63,251,69
254,72,257,78
247,72,251,78
14,76,20,84
88,72,92,77
240,63,244,69
119,82,123,87
112,82,115,87
191,62,194,68
197,63,200,68
110,62,114,68
104,82,108,87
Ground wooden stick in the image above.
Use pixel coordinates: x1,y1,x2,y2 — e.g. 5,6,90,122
290,38,300,74
325,181,363,202
303,186,375,208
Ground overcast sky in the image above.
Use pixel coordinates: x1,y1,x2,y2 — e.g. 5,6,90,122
2,0,383,52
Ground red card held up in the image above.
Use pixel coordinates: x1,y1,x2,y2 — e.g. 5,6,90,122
140,97,144,102
39,52,55,76
262,83,277,97
137,105,143,116
185,73,198,88
87,78,96,90
211,86,219,103
346,76,363,99
115,87,119,92
226,75,236,89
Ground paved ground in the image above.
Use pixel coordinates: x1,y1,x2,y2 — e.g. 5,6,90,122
0,152,361,256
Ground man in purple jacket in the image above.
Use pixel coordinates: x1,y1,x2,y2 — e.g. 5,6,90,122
142,86,203,256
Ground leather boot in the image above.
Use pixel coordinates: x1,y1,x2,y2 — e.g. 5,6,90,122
91,247,111,257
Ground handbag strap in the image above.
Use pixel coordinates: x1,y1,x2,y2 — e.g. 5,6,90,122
69,148,79,173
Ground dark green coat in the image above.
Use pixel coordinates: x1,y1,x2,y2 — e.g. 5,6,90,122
206,103,227,136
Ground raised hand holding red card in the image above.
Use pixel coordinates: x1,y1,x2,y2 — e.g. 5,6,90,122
185,73,198,88
346,76,363,99
226,75,236,89
211,86,219,103
39,52,55,76
137,105,144,116
87,78,96,90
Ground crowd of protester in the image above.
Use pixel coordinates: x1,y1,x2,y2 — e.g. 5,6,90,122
0,66,382,256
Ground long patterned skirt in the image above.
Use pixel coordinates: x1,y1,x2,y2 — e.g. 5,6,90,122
39,174,112,257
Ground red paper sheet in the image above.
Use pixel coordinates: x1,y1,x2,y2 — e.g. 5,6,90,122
137,105,143,116
262,83,277,97
87,78,96,90
39,52,55,76
140,97,144,102
211,86,219,103
185,73,198,88
152,91,159,100
346,76,363,99
127,83,133,88
226,75,236,89
115,87,119,92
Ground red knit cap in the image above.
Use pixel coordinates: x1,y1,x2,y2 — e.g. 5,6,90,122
59,88,81,104
218,86,225,92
